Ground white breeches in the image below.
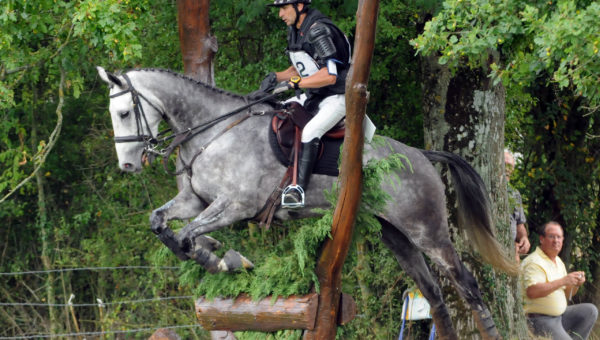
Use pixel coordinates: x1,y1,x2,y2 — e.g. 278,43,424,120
284,93,346,143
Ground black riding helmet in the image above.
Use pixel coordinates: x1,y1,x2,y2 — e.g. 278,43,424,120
268,0,311,27
267,0,311,6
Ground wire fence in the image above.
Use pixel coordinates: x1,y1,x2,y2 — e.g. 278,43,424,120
0,265,202,340
0,295,194,307
0,324,202,339
0,265,180,276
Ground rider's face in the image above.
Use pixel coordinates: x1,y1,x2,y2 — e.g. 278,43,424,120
278,4,302,27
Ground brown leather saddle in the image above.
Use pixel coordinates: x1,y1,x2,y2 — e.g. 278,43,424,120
256,102,345,227
270,102,345,169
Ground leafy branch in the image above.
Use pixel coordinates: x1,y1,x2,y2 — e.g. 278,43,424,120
0,66,65,204
0,23,74,82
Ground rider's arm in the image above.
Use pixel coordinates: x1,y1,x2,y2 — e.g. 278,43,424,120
294,68,336,88
275,66,299,82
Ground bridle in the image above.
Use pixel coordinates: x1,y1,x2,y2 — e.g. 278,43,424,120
109,73,166,152
108,72,283,175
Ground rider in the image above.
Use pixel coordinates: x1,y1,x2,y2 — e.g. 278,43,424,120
261,0,351,207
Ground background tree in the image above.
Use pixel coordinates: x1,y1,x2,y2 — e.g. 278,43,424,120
177,0,217,84
1,1,201,337
414,0,600,337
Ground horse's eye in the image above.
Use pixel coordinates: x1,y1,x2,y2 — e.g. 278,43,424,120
120,111,130,118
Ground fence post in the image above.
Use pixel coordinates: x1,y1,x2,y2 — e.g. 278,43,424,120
303,0,380,338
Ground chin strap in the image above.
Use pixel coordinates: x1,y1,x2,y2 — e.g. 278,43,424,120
292,3,309,28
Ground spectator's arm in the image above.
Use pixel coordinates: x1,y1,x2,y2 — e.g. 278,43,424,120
515,223,530,254
526,272,584,299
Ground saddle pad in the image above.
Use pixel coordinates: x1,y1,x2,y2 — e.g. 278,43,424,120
268,123,342,177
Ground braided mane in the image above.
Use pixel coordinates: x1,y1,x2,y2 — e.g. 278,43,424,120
127,68,246,100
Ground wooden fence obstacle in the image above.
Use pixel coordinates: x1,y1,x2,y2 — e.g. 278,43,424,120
195,292,356,332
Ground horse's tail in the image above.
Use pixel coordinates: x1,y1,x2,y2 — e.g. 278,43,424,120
422,150,518,276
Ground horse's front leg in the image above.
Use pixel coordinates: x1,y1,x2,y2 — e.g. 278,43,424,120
150,188,217,260
178,196,255,272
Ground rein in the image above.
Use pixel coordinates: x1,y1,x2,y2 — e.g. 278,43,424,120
167,109,271,176
109,73,283,175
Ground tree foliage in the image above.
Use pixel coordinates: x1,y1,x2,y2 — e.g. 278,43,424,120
413,0,600,108
414,0,600,321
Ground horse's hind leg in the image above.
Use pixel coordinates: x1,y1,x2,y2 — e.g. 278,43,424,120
421,239,501,340
379,219,458,340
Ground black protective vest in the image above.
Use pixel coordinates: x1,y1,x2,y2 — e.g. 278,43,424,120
286,9,351,100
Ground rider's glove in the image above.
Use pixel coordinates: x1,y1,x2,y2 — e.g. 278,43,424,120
247,72,278,100
247,89,270,101
259,72,278,93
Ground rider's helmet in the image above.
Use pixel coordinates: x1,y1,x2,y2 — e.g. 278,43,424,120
267,0,311,7
268,0,311,27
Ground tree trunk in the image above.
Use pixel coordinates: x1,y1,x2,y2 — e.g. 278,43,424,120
31,88,59,335
421,55,528,339
176,0,217,191
303,0,379,338
177,0,217,85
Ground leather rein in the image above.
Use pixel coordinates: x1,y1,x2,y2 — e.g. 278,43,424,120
109,73,280,176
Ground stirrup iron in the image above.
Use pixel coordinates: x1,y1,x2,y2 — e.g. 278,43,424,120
281,185,305,209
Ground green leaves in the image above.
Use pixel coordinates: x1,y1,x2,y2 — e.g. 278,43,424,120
414,0,600,108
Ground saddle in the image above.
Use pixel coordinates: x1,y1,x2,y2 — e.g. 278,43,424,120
269,102,344,176
256,102,345,228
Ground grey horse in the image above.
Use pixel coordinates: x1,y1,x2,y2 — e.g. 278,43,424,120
97,67,515,340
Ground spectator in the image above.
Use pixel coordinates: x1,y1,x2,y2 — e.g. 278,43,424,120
521,221,598,339
505,150,530,260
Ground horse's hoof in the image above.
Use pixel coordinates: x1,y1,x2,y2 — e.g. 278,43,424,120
218,249,254,272
472,309,501,340
194,235,222,252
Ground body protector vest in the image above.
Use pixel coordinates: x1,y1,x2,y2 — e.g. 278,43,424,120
286,9,351,103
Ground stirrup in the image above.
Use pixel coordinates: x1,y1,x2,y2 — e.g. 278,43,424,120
281,185,305,209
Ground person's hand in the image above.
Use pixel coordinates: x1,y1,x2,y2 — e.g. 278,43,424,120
566,271,586,286
259,72,278,93
272,81,293,94
247,89,270,101
247,72,279,100
516,236,530,254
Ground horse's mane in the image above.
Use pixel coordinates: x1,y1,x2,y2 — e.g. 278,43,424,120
126,68,246,100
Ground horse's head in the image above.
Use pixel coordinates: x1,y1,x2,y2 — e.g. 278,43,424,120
97,66,163,173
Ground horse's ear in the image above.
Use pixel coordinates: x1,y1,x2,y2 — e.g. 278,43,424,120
96,66,123,87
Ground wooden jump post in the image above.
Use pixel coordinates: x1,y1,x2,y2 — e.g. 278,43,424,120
303,0,379,338
194,0,380,338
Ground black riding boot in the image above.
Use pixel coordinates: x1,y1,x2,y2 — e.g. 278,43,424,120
284,138,320,207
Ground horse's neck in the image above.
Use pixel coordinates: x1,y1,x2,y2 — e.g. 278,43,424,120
130,71,256,158
131,71,248,131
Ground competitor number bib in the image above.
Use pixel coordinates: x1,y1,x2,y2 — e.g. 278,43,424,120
289,51,320,78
